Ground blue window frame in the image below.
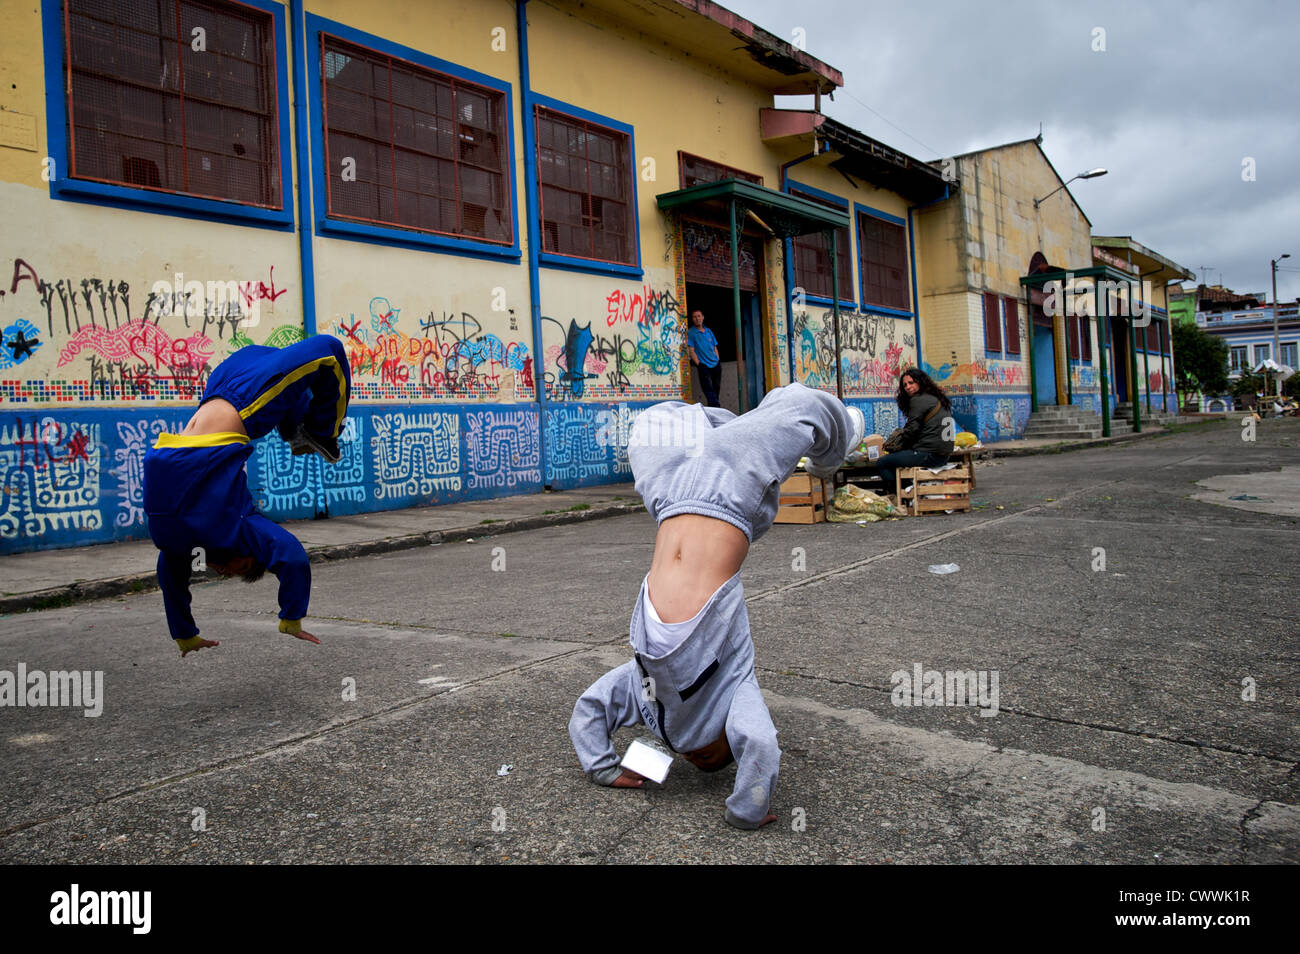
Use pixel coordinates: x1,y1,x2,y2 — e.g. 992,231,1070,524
41,0,294,230
304,14,519,261
855,203,911,316
530,93,640,279
982,290,1003,357
786,180,854,308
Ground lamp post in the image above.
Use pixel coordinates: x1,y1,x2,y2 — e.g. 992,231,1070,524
1034,168,1108,209
1273,253,1291,396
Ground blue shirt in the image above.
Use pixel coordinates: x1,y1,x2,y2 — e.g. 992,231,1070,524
688,326,719,368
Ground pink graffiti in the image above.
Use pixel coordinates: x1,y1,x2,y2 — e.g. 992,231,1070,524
56,317,214,371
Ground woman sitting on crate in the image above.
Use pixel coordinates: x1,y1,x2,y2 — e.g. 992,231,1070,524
872,367,956,500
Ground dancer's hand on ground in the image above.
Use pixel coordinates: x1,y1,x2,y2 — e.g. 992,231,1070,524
290,629,320,645
177,636,220,657
611,769,645,788
758,814,777,827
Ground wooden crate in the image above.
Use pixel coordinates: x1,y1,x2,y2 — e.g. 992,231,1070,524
896,466,971,517
775,472,829,524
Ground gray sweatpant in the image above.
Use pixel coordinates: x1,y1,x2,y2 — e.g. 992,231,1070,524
569,383,854,828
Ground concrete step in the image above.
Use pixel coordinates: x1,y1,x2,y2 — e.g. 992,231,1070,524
1023,426,1101,439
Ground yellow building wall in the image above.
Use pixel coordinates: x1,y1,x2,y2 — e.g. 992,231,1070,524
915,142,1092,405
523,0,785,405
770,151,917,404
305,0,534,405
1,0,303,409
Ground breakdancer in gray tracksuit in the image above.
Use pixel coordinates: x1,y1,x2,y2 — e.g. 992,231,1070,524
569,383,864,829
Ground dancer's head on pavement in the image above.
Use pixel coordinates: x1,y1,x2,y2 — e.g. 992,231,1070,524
682,731,735,772
209,553,266,584
897,366,951,412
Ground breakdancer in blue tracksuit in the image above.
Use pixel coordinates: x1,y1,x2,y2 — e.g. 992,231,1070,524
143,335,350,656
569,383,864,829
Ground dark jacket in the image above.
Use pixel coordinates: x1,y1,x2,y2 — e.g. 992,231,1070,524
901,393,955,455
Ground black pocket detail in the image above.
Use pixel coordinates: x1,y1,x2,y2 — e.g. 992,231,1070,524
679,659,720,701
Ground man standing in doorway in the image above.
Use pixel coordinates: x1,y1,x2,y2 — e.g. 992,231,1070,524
688,309,722,407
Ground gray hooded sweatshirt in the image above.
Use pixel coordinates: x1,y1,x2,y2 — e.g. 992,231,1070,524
569,573,780,829
569,384,853,830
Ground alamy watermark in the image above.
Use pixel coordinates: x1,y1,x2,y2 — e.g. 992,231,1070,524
891,663,1000,717
1,664,103,717
1041,274,1154,326
597,403,705,458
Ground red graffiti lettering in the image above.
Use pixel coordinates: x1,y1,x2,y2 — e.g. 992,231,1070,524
237,265,289,310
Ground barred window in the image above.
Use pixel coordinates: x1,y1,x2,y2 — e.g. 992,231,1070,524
536,107,635,265
678,152,762,188
64,0,281,208
1002,295,1021,355
858,212,909,311
790,188,852,303
321,35,512,243
983,292,1002,353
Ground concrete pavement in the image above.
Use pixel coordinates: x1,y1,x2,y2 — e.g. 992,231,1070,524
1,416,1297,864
0,418,1202,614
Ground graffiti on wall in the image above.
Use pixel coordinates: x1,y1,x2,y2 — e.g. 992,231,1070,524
0,417,102,540
340,297,532,401
543,284,683,402
984,396,1032,442
466,409,541,490
0,258,274,403
923,359,1027,390
322,418,367,508
792,308,915,396
546,404,612,483
372,411,461,499
1072,364,1099,390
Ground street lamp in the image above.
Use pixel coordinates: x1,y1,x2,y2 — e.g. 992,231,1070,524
1272,253,1291,396
1034,168,1108,209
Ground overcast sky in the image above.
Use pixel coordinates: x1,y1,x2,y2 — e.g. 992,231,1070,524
724,0,1300,303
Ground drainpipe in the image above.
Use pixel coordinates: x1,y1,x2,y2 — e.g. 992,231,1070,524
516,0,550,486
289,0,316,337
829,228,842,400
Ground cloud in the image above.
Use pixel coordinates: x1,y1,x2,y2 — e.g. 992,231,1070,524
729,0,1300,298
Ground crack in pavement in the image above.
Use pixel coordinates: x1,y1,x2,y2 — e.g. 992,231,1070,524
756,665,1297,766
0,642,598,841
599,800,658,864
741,463,1167,605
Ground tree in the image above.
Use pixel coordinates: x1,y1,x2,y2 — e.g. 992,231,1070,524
1172,322,1229,409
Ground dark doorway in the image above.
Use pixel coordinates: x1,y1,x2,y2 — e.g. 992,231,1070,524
1109,317,1129,403
686,282,757,414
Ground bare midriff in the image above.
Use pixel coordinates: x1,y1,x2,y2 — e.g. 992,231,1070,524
646,514,748,623
181,398,246,437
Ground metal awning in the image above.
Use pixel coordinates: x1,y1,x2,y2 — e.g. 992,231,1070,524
1019,264,1164,435
657,179,849,236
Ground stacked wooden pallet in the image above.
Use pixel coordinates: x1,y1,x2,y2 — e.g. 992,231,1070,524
896,465,972,516
775,472,830,524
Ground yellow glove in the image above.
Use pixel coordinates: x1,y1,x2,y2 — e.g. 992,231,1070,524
176,635,205,654
278,618,303,635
